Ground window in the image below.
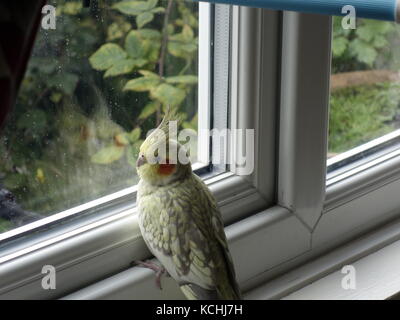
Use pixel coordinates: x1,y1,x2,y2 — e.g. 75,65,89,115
1,2,279,299
4,3,400,301
0,0,202,237
327,19,400,190
329,18,400,159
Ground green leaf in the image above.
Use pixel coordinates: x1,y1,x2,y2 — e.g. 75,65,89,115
104,59,136,77
89,43,127,70
115,133,130,146
62,1,82,15
166,75,198,84
91,146,125,164
349,39,377,66
137,12,154,28
146,0,158,10
168,25,198,58
50,92,62,103
151,84,186,106
107,23,123,41
373,35,388,49
356,21,394,42
151,7,165,14
168,42,197,58
138,101,160,119
112,0,157,16
182,24,194,42
143,40,161,62
112,1,150,15
123,76,161,91
128,127,142,142
107,20,131,41
125,31,145,59
177,2,198,28
332,37,348,57
356,24,375,42
138,28,162,40
139,70,159,78
125,29,160,63
132,58,148,67
134,29,161,62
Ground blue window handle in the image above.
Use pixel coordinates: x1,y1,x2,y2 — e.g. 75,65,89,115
193,0,399,22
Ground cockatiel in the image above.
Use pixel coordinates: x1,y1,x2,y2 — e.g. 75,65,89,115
136,111,241,300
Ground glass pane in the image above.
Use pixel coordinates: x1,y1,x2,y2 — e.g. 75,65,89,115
328,17,400,159
0,0,199,234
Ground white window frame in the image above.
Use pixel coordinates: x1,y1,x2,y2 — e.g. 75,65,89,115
247,12,400,299
63,5,284,300
67,10,400,300
0,3,280,299
3,5,400,300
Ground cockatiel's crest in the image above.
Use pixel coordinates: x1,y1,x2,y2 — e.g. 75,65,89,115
156,105,181,137
136,106,242,300
139,106,181,154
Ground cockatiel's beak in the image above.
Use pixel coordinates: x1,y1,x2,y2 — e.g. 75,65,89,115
136,155,146,168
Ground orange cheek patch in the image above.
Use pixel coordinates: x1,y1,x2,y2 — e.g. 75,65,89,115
158,164,176,175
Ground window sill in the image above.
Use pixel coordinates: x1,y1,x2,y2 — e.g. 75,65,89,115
62,205,309,300
64,210,400,300
246,214,400,300
284,238,400,300
0,172,273,299
4,165,400,299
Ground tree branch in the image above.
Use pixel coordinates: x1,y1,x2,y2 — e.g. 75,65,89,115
156,0,174,124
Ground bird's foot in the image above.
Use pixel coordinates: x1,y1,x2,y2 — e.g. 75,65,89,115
132,260,168,290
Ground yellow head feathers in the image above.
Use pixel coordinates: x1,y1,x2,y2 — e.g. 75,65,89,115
139,106,181,154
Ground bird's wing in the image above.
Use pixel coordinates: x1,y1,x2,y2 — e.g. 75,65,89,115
194,175,242,299
170,175,241,300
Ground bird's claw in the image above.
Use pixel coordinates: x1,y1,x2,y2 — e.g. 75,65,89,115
132,260,168,290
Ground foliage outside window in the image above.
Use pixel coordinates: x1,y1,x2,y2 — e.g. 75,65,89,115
329,18,400,156
0,0,199,234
